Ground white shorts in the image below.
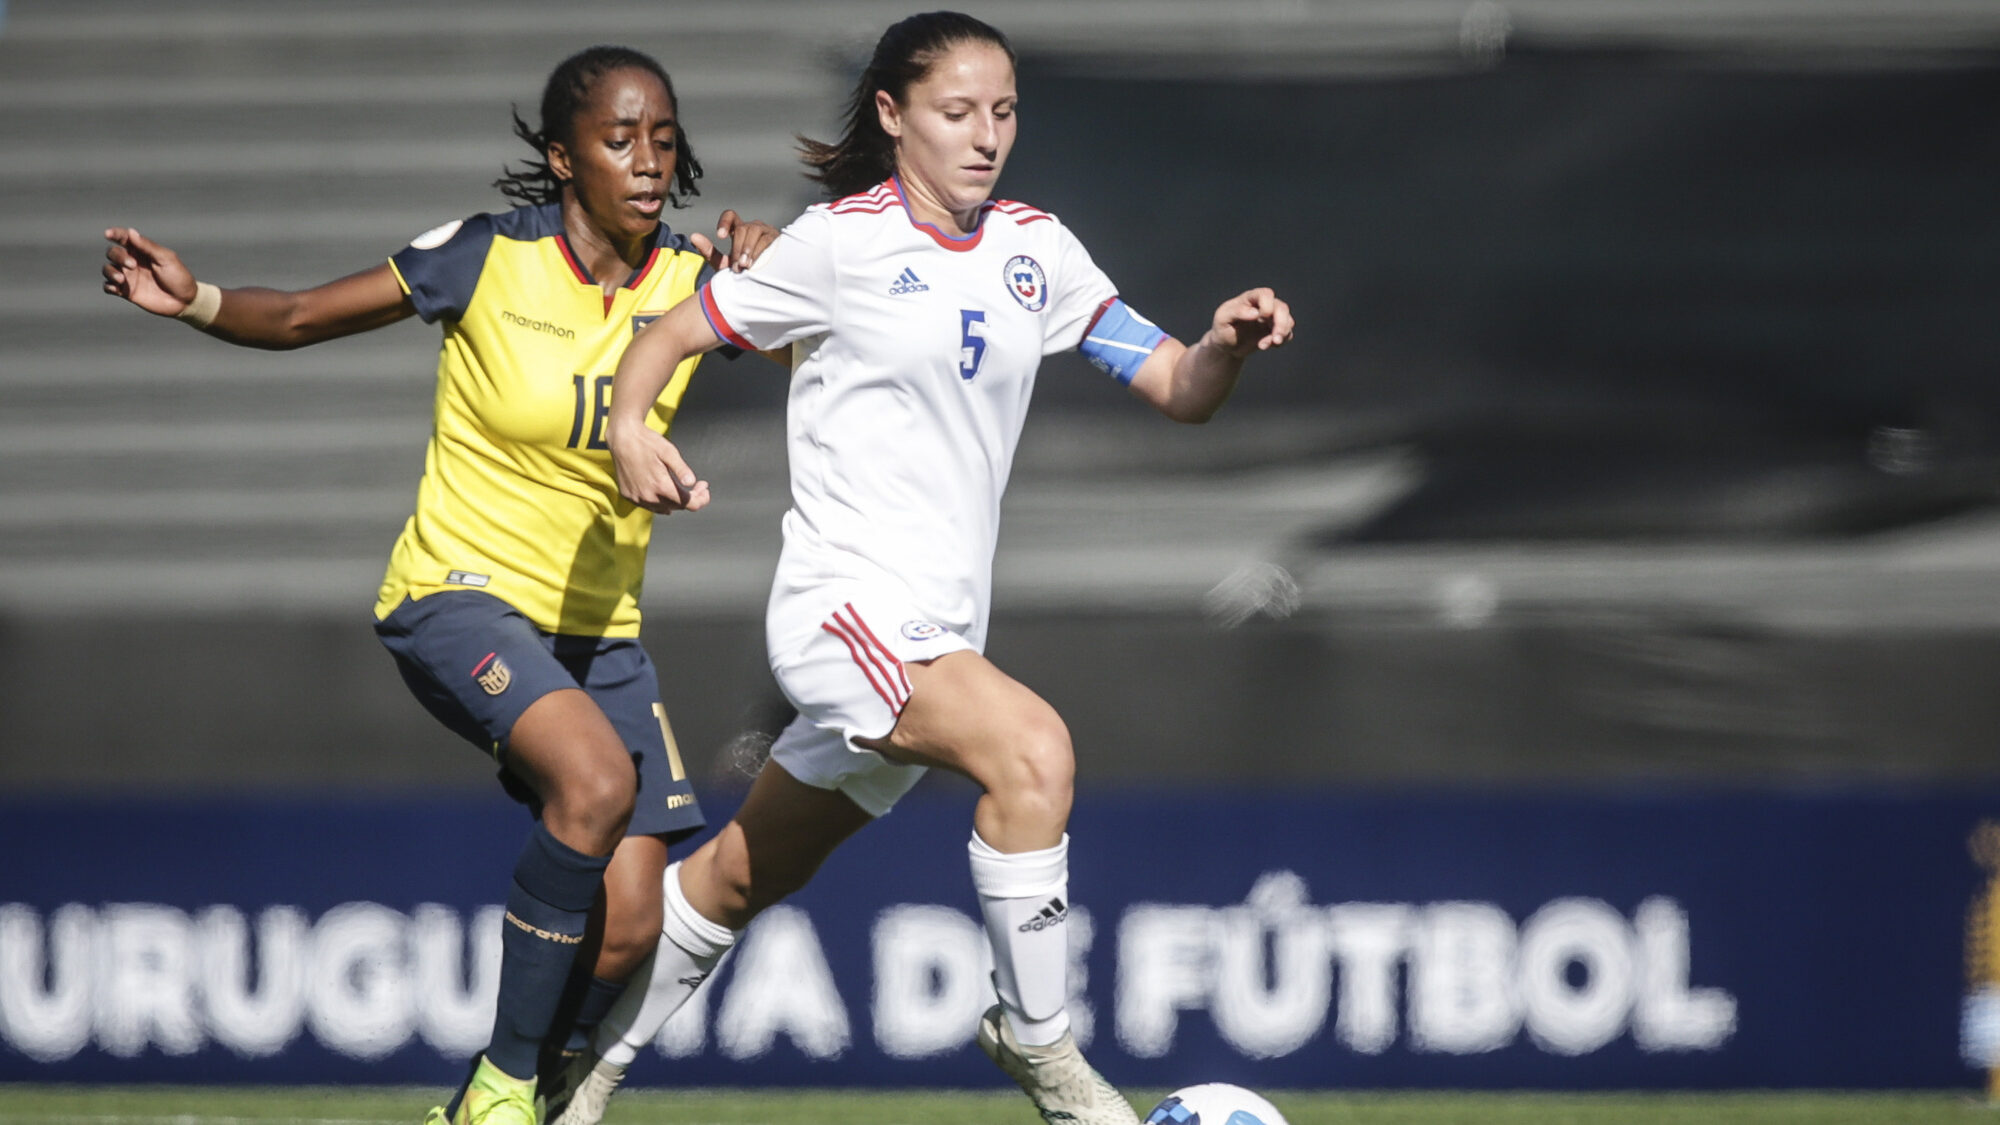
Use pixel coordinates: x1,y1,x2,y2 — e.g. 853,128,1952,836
766,578,975,817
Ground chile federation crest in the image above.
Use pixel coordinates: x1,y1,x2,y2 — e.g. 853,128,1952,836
1003,255,1047,311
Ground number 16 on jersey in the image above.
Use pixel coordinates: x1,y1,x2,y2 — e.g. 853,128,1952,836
959,309,987,381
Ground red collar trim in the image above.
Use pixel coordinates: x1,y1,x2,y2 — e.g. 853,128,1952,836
558,237,664,314
555,233,593,285
890,175,988,253
620,246,662,312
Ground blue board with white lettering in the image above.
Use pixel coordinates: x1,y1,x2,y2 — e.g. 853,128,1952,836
0,787,1989,1089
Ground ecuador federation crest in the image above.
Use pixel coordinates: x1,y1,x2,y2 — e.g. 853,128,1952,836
473,652,512,696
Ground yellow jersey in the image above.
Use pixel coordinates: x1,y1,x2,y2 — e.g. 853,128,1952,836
376,203,721,636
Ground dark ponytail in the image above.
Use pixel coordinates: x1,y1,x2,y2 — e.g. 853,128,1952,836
799,11,1015,200
495,45,703,208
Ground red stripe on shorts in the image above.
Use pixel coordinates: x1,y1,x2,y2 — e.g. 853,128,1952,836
826,604,909,710
843,606,913,699
835,604,910,703
822,618,904,714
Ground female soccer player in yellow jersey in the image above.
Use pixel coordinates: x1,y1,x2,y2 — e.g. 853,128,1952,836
102,46,775,1125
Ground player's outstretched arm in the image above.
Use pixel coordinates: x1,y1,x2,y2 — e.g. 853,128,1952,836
1127,287,1294,424
606,297,726,515
103,227,414,350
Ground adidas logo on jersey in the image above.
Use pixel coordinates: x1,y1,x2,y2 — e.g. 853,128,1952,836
888,267,930,295
1017,896,1067,933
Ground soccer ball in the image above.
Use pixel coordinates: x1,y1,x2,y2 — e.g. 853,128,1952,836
1143,1083,1289,1125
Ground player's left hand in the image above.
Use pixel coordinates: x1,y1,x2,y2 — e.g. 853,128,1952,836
607,418,712,516
689,210,779,273
1205,288,1294,357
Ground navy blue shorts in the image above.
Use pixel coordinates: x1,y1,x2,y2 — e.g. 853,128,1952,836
374,591,705,842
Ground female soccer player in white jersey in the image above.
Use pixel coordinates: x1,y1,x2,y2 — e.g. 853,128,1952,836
588,12,1293,1125
102,47,777,1125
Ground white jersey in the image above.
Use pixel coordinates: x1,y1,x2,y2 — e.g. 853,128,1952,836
701,176,1120,653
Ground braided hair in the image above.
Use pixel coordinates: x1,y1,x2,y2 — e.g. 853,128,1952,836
496,45,703,208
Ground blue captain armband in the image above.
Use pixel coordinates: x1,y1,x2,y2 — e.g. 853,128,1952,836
1078,298,1169,385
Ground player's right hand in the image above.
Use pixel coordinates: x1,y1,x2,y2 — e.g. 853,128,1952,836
102,228,200,317
1206,287,1294,357
607,421,711,516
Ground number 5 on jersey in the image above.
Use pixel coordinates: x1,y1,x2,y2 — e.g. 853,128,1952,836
959,309,987,381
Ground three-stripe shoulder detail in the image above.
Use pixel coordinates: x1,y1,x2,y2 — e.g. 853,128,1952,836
830,183,898,215
988,199,1053,226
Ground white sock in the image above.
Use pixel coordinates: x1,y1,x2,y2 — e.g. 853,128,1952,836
592,861,738,1066
968,830,1072,1047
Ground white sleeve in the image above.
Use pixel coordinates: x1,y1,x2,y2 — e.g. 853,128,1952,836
700,208,837,351
1040,219,1120,356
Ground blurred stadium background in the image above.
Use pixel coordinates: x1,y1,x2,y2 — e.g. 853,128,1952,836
4,0,2000,1100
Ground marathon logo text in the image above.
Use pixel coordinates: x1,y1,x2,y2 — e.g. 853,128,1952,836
500,310,576,340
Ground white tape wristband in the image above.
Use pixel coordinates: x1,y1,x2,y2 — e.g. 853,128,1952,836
175,281,221,328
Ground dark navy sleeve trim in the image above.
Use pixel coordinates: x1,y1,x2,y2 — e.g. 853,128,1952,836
489,202,564,241
390,213,497,324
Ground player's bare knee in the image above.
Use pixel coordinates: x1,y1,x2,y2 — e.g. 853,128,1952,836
545,769,636,853
581,755,640,819
991,721,1075,823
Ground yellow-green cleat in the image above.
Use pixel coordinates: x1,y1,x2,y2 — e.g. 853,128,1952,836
444,1055,540,1125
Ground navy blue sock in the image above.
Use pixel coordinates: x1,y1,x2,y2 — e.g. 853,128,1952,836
564,975,626,1052
484,824,609,1081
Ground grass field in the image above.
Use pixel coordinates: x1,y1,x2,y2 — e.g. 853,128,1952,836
0,1087,1986,1125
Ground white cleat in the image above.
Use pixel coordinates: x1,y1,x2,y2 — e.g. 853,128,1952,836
976,1004,1141,1125
545,1051,627,1125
